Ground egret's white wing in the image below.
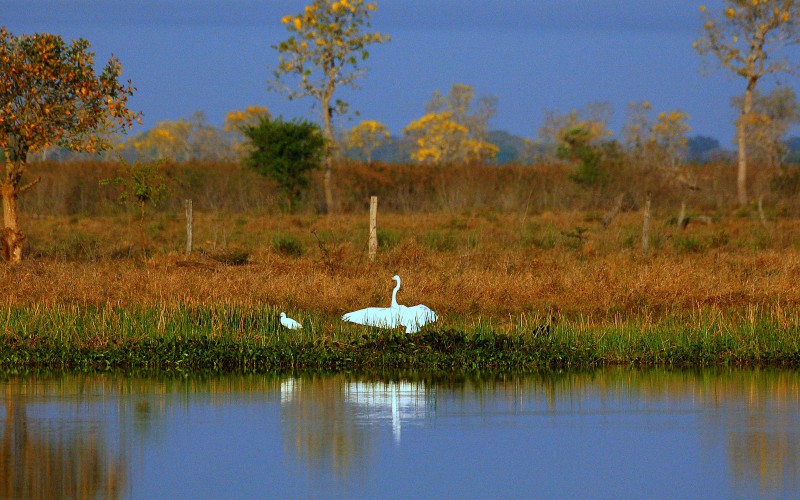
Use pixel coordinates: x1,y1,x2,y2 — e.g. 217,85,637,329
399,304,438,334
343,307,402,328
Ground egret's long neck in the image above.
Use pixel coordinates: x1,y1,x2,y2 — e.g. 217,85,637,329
391,279,401,308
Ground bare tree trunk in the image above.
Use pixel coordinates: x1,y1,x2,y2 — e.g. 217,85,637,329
138,200,146,252
323,157,334,214
185,199,193,256
602,193,625,229
1,183,23,264
737,81,755,207
642,192,651,257
758,194,767,228
321,94,335,214
677,199,686,228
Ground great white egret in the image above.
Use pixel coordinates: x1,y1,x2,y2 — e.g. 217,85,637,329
280,312,302,330
343,275,437,334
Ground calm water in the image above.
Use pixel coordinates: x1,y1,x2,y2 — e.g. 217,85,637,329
0,369,798,499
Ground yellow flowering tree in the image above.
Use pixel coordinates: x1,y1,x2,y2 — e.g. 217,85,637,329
224,105,271,157
127,111,234,161
130,119,193,161
623,102,692,168
224,106,271,133
695,0,800,206
425,83,497,142
344,120,390,163
271,0,390,213
652,111,691,167
539,104,614,150
0,28,140,262
404,112,498,164
404,84,499,165
731,87,800,168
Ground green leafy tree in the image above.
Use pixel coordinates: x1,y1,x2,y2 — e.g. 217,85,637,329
101,159,167,251
540,103,615,186
270,0,390,213
557,126,609,186
241,117,325,210
695,0,800,206
0,27,139,262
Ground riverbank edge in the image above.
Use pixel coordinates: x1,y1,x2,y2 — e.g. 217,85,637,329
1,328,798,373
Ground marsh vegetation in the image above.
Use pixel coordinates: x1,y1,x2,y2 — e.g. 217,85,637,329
2,160,800,372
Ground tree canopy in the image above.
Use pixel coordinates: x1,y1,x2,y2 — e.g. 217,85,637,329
241,117,325,210
271,0,389,212
695,0,800,205
0,27,140,262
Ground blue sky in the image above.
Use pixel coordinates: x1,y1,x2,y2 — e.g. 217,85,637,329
3,0,783,143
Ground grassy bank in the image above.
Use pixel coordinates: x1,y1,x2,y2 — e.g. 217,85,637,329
1,304,798,373
4,208,800,373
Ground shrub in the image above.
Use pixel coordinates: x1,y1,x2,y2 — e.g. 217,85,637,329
272,235,304,257
673,236,704,253
241,117,325,210
207,248,250,265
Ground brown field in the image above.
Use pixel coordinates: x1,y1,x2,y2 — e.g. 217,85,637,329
4,209,800,328
3,159,800,329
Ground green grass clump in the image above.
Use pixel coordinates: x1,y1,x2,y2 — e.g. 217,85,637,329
272,235,304,257
0,305,797,373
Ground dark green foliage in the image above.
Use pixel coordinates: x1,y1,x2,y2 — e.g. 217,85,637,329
272,235,304,257
100,159,167,251
377,228,400,249
557,126,614,187
241,117,325,210
101,159,167,215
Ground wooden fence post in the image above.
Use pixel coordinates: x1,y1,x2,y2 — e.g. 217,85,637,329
369,196,378,262
758,194,768,228
185,199,193,256
642,192,651,257
677,199,686,228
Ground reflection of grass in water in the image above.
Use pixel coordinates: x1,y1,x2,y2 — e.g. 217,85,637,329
280,375,369,478
0,304,798,372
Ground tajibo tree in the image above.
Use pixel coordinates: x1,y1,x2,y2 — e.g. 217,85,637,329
403,83,500,165
270,0,389,214
344,120,390,163
731,87,800,169
695,0,800,206
0,27,140,263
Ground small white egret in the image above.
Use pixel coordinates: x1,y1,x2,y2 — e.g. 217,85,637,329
280,312,302,330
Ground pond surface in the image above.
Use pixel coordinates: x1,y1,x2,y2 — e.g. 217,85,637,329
0,369,798,498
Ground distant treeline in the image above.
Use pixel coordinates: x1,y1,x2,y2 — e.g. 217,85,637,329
364,131,800,165
18,159,800,217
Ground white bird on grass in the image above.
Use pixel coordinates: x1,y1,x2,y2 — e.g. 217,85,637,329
280,312,302,330
342,275,437,334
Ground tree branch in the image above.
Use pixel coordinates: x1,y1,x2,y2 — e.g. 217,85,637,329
18,176,41,194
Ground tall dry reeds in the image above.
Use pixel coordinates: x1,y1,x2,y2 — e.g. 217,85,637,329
19,158,799,217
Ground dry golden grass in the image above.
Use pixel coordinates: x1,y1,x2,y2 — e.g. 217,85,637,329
21,159,800,216
4,211,800,326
